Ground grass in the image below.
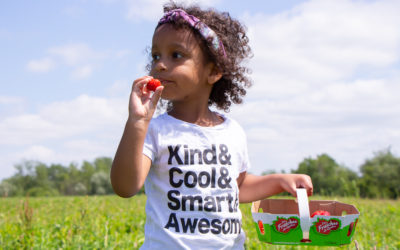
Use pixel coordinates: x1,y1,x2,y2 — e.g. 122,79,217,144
0,195,399,249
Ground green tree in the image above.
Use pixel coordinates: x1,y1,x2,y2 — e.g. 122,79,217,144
0,180,17,197
8,161,41,196
90,157,113,195
358,149,400,199
0,158,115,197
90,172,111,195
81,161,96,192
292,154,358,196
94,157,112,173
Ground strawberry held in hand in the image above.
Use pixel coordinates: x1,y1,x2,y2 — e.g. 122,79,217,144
311,210,331,217
147,78,161,92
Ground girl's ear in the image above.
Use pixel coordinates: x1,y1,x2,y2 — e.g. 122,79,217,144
207,64,223,85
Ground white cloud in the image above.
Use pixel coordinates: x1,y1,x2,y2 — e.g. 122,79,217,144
26,57,56,73
71,64,94,79
124,0,165,22
107,79,131,97
244,0,400,89
0,95,127,146
6,141,114,174
124,0,223,22
0,114,63,145
48,43,104,66
115,49,132,59
4,0,400,180
26,43,108,79
22,145,55,161
230,0,400,173
0,94,128,179
40,94,126,124
0,96,24,105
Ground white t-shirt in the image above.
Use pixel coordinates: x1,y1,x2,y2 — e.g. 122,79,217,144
141,113,250,250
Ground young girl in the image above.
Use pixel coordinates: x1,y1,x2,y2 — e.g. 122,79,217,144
111,2,313,249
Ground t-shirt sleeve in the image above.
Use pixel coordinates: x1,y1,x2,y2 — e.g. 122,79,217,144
143,121,156,162
240,133,251,173
231,118,250,173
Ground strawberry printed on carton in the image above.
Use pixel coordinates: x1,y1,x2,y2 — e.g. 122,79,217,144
314,218,340,235
273,217,299,234
347,219,358,237
258,220,265,235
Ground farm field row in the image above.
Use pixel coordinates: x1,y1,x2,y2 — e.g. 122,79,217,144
0,195,399,249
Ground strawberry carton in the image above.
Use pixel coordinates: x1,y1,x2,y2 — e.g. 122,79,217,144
251,189,359,246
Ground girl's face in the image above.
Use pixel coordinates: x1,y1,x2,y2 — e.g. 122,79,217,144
150,24,215,105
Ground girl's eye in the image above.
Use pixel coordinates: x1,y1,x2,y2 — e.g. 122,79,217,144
152,54,160,61
172,52,183,59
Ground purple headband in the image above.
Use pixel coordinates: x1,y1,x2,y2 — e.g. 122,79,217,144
157,9,227,57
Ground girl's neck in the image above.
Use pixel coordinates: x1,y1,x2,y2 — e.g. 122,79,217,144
168,103,223,127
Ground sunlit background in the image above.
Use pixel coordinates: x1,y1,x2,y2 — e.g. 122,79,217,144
1,0,399,180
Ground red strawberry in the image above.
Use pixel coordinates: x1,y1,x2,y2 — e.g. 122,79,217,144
311,210,331,217
258,220,265,235
147,78,161,92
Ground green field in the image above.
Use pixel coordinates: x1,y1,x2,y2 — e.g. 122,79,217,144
1,195,399,249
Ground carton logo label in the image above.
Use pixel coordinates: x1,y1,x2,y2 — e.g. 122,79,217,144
315,218,340,235
273,217,299,233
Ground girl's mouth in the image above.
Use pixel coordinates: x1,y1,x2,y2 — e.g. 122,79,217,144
159,79,172,85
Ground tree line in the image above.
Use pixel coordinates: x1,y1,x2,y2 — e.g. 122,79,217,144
0,149,399,199
0,157,114,197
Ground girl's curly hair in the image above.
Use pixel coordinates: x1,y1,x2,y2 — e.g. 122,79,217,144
149,1,252,112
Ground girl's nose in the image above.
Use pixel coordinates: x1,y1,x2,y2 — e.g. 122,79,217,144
154,59,167,72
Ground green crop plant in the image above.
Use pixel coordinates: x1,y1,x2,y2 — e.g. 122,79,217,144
0,195,399,249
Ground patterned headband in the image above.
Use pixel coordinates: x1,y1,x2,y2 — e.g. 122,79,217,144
157,9,227,57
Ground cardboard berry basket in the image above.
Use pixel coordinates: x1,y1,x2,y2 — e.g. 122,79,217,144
251,189,359,246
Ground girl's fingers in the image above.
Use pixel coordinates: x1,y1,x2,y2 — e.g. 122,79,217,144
129,76,162,119
149,86,164,109
297,176,313,197
287,184,298,197
132,76,152,92
300,175,313,196
283,174,313,197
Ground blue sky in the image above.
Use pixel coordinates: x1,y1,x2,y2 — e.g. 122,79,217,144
1,0,400,180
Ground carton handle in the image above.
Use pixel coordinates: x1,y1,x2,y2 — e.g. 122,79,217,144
296,188,311,240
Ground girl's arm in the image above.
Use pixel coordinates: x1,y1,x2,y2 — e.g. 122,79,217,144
110,76,163,198
237,172,313,203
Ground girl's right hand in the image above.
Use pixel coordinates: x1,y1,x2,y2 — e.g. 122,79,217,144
128,76,163,122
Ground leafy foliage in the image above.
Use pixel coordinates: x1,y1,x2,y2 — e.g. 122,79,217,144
0,157,116,197
358,149,400,199
292,154,358,196
1,149,400,199
278,149,399,199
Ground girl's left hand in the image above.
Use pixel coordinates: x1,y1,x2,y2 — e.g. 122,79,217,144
280,174,313,197
128,76,163,122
